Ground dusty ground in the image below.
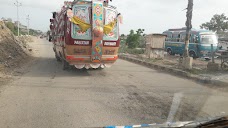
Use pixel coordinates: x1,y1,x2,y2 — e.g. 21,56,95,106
0,39,227,128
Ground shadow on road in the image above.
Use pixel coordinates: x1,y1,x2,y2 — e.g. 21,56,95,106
18,54,167,78
16,55,118,78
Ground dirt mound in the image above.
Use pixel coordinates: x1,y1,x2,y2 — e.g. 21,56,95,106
0,21,29,73
18,35,34,48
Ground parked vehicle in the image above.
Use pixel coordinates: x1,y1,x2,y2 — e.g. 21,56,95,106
163,28,218,58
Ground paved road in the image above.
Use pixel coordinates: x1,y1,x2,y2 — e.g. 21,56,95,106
0,39,228,128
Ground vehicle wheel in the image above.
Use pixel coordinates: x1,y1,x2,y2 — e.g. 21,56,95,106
189,51,197,59
62,59,69,70
55,53,61,62
98,67,105,70
167,48,174,55
221,61,228,70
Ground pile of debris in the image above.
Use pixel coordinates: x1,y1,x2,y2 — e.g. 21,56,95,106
18,35,33,48
0,21,30,73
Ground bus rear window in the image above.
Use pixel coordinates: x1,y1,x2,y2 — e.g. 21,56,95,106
103,8,119,41
71,4,92,40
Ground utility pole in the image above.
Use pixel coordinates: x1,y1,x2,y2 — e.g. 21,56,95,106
181,0,194,70
183,0,193,57
26,15,30,35
14,0,22,36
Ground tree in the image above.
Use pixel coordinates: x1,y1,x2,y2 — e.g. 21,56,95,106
136,29,144,35
120,34,126,45
29,29,40,36
126,29,145,49
136,29,146,48
126,30,137,48
200,14,228,33
120,34,125,37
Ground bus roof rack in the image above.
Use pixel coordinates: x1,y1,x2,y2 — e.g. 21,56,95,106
168,27,198,31
168,27,186,31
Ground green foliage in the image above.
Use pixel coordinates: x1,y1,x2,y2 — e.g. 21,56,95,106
200,14,228,32
136,29,145,35
5,22,14,30
118,44,145,55
118,43,127,53
120,39,126,45
126,30,138,48
5,22,17,35
29,29,40,36
120,34,125,37
5,21,40,36
126,29,145,49
137,29,146,48
126,48,145,55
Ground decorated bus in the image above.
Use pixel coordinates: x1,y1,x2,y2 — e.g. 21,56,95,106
49,0,122,69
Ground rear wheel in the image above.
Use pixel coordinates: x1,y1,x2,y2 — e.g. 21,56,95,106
53,48,61,62
189,51,197,59
62,59,69,70
167,48,174,55
221,61,228,70
55,53,61,62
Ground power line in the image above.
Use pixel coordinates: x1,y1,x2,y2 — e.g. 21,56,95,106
14,0,22,36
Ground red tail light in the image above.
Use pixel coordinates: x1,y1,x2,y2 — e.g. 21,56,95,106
106,56,118,61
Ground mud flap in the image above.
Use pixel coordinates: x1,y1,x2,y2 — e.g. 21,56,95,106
91,0,103,63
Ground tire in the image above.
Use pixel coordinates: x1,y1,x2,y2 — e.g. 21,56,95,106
189,51,197,59
62,59,69,70
55,53,61,62
53,48,61,62
98,67,105,70
221,61,228,70
167,48,174,55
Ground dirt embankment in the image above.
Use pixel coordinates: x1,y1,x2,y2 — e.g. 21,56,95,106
0,21,33,83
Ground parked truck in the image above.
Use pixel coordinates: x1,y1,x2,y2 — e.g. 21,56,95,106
49,0,122,70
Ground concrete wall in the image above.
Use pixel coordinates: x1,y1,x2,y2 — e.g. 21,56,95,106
148,49,165,59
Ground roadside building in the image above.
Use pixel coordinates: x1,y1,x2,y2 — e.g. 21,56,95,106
145,34,166,59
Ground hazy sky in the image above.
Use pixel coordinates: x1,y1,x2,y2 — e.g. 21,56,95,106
0,0,228,34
